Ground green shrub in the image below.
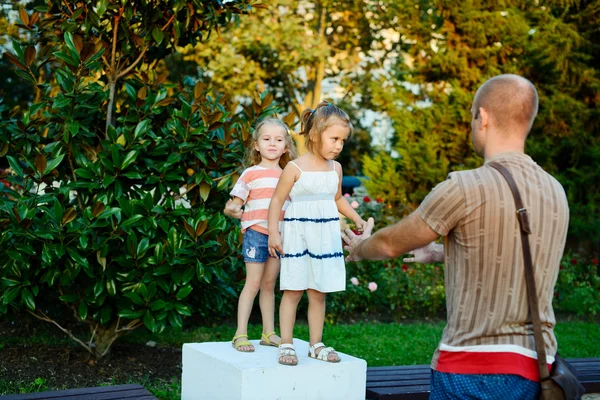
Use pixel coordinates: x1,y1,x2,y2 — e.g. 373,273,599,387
0,0,270,358
327,253,600,322
554,256,600,318
327,258,446,322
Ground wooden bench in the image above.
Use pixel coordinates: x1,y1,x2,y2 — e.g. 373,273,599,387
366,358,600,399
0,384,157,400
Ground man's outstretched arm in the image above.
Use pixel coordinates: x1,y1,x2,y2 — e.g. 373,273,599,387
343,210,440,262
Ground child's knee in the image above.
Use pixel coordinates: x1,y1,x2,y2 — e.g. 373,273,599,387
283,290,304,302
244,279,261,295
260,277,276,291
307,290,326,304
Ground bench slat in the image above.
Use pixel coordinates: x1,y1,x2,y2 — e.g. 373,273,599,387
368,379,431,388
367,376,431,384
0,384,156,400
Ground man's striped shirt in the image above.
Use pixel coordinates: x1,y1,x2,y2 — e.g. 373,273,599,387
418,152,569,382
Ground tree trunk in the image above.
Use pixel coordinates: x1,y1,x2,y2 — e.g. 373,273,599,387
93,322,121,359
293,3,327,155
105,78,117,139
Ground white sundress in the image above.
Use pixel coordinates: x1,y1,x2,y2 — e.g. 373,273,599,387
280,161,346,293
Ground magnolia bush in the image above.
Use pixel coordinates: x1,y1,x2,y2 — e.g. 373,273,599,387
0,0,277,358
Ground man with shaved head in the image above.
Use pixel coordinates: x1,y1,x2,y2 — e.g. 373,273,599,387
344,75,569,399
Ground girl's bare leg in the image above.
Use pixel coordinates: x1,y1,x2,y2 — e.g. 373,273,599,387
307,289,339,361
234,262,264,351
279,290,303,363
259,256,281,344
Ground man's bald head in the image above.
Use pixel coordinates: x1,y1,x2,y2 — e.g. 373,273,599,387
473,74,539,136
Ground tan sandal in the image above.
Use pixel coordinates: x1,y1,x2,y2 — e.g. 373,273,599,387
277,343,298,366
232,334,254,352
308,342,340,363
259,331,280,347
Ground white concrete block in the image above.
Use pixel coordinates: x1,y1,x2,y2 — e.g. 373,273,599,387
182,338,367,400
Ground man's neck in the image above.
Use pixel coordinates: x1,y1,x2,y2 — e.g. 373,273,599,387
484,146,525,161
483,133,526,161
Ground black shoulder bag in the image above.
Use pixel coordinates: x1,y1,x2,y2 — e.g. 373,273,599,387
489,161,585,400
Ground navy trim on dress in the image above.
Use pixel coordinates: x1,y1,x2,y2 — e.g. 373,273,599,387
283,217,339,223
283,249,343,259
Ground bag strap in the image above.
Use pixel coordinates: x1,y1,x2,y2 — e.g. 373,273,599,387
488,161,551,382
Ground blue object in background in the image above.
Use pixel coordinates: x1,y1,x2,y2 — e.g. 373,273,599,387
342,176,362,195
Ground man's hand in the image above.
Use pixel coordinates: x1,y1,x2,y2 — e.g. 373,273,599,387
342,217,374,262
403,242,444,264
224,199,243,219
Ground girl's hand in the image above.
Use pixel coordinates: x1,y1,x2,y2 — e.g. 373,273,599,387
224,199,242,219
268,232,284,258
355,217,374,233
342,218,374,262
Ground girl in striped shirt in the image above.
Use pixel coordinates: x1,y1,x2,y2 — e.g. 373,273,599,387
224,118,298,352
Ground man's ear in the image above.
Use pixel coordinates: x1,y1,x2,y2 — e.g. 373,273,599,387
479,107,489,130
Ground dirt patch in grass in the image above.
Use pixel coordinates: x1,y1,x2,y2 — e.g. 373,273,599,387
0,320,181,395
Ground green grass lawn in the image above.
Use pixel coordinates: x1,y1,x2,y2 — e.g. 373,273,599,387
126,319,600,366
2,319,599,400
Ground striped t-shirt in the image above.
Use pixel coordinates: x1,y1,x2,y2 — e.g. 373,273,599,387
230,165,289,235
418,152,569,382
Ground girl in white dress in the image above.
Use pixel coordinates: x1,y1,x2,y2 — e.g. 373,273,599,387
267,101,372,366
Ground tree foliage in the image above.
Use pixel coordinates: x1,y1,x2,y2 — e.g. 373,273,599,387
177,0,401,160
361,1,600,251
0,0,274,358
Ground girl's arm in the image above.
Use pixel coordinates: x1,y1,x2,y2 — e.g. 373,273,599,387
224,197,244,219
334,161,365,228
267,165,298,257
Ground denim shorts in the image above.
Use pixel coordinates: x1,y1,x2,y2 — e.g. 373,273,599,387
430,370,540,400
242,228,270,263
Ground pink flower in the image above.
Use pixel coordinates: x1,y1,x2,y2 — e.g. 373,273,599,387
344,193,351,197
351,201,359,209
368,282,378,292
350,277,359,286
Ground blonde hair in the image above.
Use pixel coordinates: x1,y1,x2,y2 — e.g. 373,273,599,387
299,101,353,154
244,118,298,168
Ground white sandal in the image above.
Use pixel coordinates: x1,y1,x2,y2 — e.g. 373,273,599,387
308,342,340,363
277,343,298,366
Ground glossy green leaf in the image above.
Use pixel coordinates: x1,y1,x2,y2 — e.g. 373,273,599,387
43,153,65,174
134,119,151,139
2,287,21,304
6,156,24,178
168,311,183,329
120,214,144,229
106,279,116,296
137,237,150,258
121,150,138,170
59,294,79,303
78,301,88,320
150,299,167,311
118,309,144,319
143,310,157,332
21,288,35,310
176,285,193,299
174,303,192,316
